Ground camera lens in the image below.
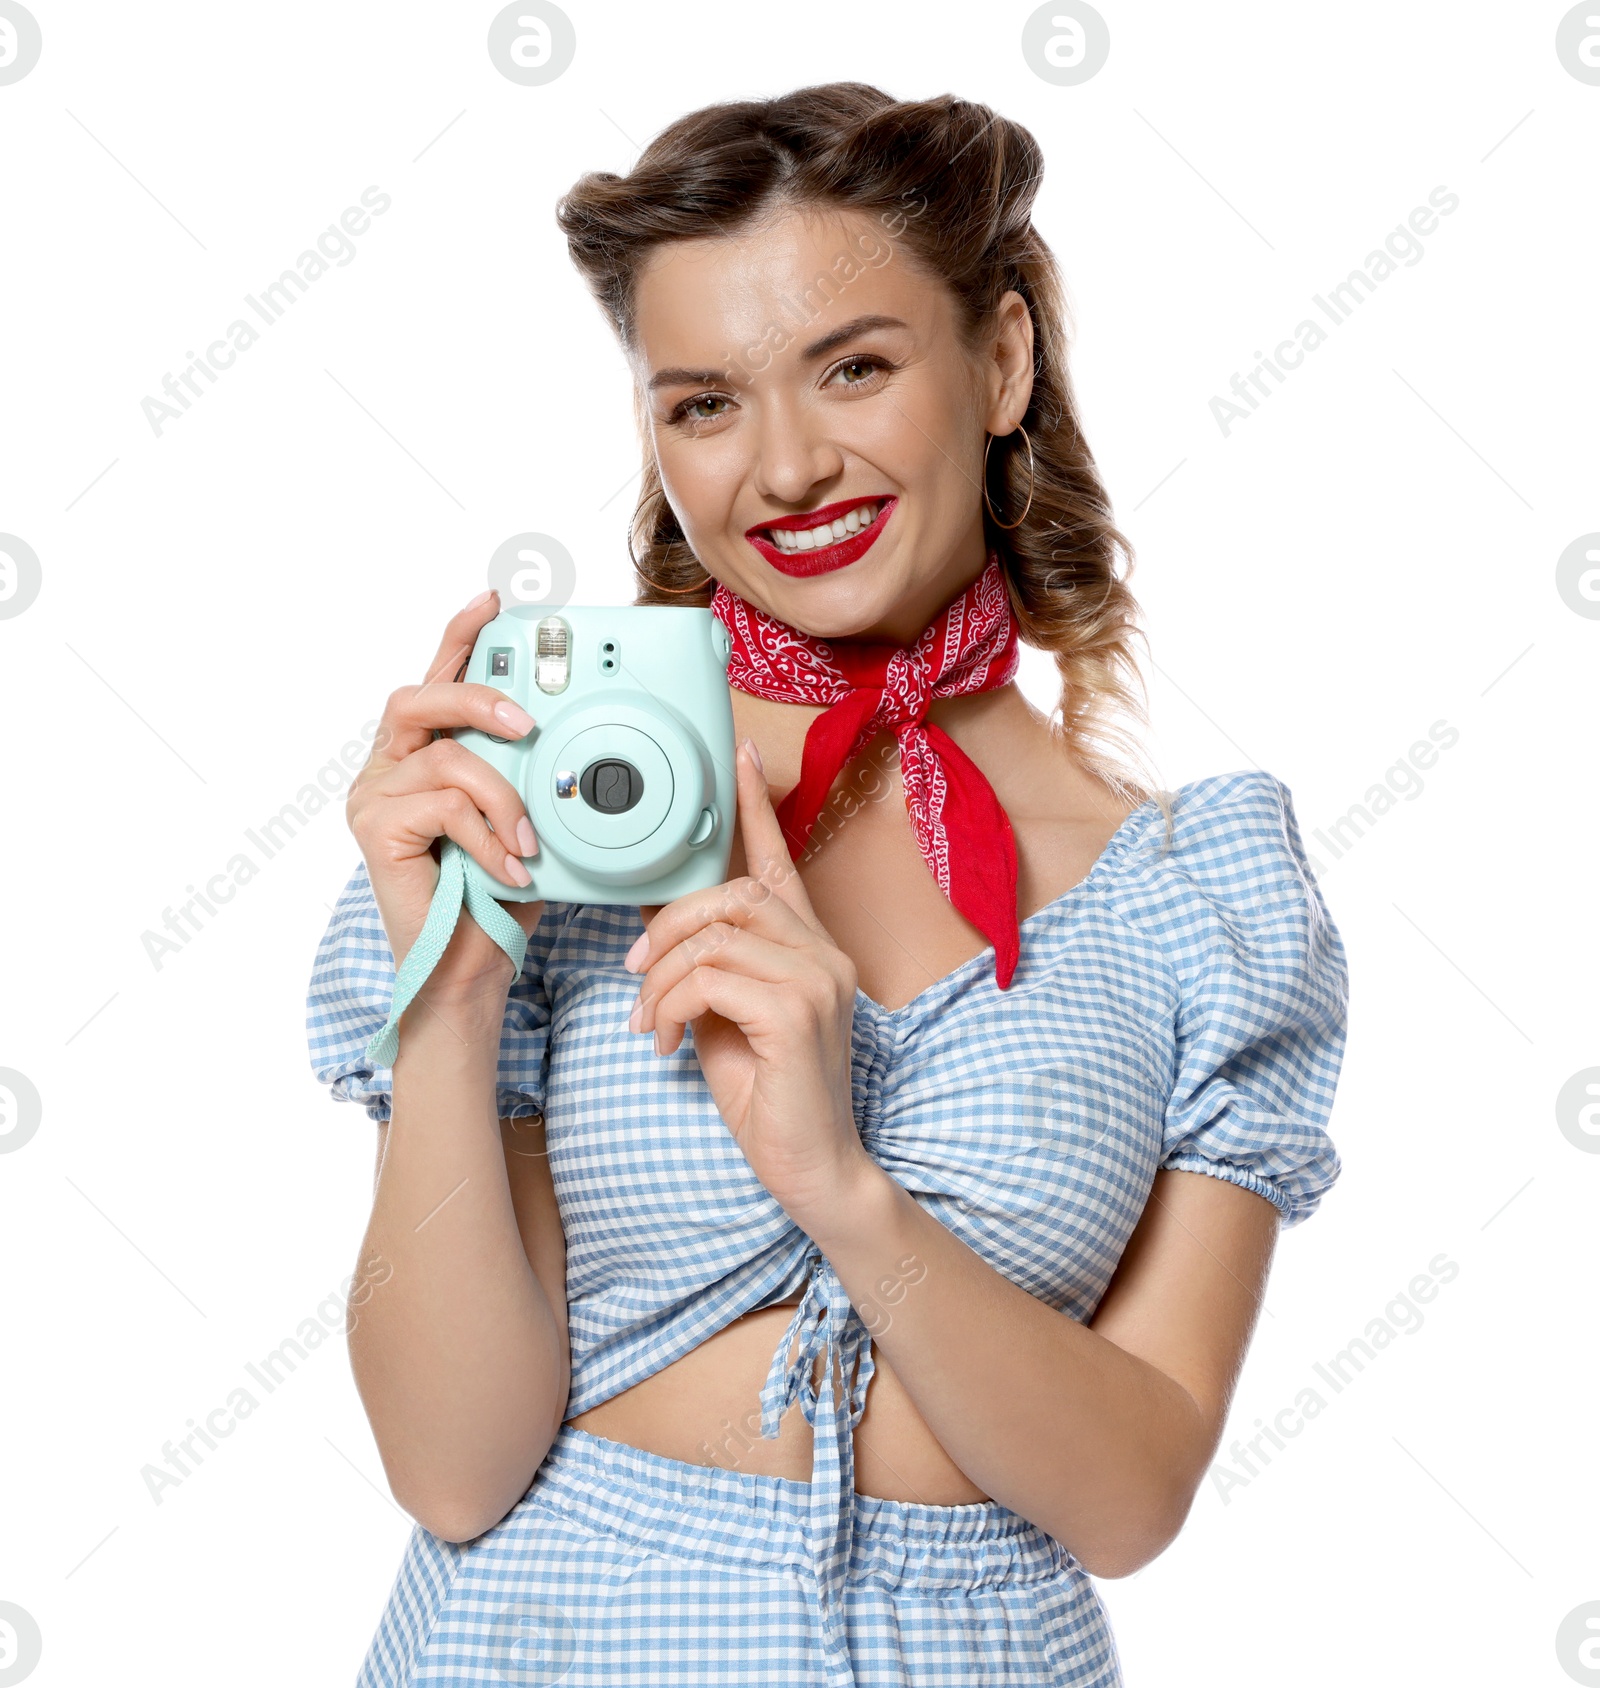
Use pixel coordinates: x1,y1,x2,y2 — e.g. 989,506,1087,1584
579,758,643,814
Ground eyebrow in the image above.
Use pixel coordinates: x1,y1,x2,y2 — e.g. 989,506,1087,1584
646,313,911,393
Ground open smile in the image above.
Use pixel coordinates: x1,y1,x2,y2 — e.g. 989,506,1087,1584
744,496,897,578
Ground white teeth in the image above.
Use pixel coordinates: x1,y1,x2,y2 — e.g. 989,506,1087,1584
768,500,880,550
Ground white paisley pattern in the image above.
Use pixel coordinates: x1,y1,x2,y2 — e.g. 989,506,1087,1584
711,552,1019,897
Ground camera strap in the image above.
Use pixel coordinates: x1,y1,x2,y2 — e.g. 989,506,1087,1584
363,840,530,1070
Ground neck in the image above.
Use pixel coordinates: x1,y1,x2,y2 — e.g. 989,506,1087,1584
731,681,1035,804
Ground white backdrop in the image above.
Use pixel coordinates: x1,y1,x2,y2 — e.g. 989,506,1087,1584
2,2,1595,1683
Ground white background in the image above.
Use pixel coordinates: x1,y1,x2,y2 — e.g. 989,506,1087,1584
2,2,1596,1683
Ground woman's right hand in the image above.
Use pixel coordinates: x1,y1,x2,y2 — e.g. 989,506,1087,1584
347,589,546,1011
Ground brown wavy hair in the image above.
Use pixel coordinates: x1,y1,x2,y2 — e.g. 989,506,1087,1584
555,82,1167,822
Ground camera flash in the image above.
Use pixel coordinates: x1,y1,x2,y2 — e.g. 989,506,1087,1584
536,616,571,693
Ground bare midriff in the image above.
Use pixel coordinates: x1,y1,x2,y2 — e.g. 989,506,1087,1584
565,1295,992,1502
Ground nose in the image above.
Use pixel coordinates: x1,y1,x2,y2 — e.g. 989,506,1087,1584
749,387,844,508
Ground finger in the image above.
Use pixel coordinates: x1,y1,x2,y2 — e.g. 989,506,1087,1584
366,679,539,770
361,738,539,860
625,869,815,981
734,738,818,924
423,589,500,685
352,787,533,890
633,922,809,1035
649,966,789,1058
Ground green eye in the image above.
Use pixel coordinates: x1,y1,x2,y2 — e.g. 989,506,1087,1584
826,354,894,390
671,393,731,425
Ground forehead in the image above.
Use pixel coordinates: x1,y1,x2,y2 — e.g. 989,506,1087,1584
631,202,948,362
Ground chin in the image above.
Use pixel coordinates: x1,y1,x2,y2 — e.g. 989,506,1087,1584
728,562,906,642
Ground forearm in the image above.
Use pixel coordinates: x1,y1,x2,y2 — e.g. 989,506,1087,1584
808,1163,1205,1578
351,994,570,1541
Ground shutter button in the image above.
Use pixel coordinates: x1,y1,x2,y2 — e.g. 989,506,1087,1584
688,806,717,846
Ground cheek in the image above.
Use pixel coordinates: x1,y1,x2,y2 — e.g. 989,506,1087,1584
654,436,743,532
853,375,973,484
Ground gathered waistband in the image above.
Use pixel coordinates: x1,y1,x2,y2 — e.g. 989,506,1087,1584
533,1423,1076,1595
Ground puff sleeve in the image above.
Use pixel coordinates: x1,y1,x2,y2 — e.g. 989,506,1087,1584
305,857,557,1125
1156,773,1349,1228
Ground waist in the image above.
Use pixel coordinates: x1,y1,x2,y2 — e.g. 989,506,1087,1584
564,1300,993,1505
536,1420,1067,1590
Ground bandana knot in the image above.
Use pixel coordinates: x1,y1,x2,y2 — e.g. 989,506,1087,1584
710,550,1024,990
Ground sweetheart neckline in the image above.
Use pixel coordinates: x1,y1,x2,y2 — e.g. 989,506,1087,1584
849,784,1167,1019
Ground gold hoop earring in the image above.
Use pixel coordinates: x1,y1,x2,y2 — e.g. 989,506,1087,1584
983,424,1035,530
628,508,713,593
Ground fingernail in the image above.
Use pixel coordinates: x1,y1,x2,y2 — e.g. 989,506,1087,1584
628,998,642,1033
623,931,649,973
495,700,536,735
743,737,763,775
504,853,532,887
466,588,494,609
516,816,538,857
653,1028,664,1056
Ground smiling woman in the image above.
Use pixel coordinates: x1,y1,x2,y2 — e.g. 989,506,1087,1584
306,81,1349,1688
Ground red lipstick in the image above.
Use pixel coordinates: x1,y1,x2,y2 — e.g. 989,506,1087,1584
744,496,898,578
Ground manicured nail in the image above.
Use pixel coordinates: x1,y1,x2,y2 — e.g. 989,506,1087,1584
465,588,493,609
504,853,532,887
743,736,763,775
628,998,642,1033
495,700,536,735
623,931,649,973
516,816,538,857
653,1028,664,1056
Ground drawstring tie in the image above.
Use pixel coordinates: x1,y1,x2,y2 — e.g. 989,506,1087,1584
758,1249,876,1669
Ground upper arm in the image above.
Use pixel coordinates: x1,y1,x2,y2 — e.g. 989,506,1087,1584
499,1114,569,1361
1088,1167,1278,1474
372,1114,568,1358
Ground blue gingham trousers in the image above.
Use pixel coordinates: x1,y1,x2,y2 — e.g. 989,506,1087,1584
355,1423,1123,1685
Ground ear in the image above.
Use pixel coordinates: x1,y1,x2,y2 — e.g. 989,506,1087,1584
984,288,1035,431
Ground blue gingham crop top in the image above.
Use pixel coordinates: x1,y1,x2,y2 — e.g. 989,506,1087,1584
306,769,1348,1624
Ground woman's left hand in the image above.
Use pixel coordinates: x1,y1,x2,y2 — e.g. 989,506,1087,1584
625,738,870,1224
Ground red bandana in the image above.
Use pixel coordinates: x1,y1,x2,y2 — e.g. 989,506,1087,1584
710,551,1023,990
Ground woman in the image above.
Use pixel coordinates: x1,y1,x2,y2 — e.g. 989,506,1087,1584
307,84,1347,1687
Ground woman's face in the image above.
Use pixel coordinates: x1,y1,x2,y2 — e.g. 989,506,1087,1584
630,203,1033,645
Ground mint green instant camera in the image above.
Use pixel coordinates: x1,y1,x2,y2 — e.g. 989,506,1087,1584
453,604,737,905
